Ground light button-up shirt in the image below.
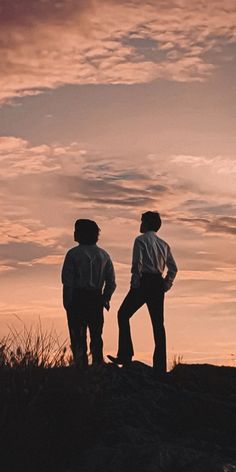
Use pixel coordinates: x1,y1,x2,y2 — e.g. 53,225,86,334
61,244,116,308
131,231,178,289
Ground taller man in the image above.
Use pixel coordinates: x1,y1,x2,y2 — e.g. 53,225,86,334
108,211,177,374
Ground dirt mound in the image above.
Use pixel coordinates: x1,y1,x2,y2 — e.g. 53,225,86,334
1,362,236,471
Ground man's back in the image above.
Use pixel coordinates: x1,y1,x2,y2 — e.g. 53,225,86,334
62,218,116,367
131,230,177,289
62,244,115,291
135,231,170,272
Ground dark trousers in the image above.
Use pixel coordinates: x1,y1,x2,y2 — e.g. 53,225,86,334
117,273,166,372
66,289,104,365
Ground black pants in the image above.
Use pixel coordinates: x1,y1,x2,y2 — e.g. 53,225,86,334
66,289,104,365
117,273,166,372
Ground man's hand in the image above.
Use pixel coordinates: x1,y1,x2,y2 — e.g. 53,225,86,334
104,300,110,311
102,295,110,311
163,279,173,292
63,286,73,311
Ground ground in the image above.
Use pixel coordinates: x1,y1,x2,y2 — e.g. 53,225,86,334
1,362,236,472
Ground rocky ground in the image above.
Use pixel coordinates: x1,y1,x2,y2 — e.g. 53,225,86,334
1,361,236,472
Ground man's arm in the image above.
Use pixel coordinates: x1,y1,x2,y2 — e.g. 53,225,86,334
130,238,143,289
61,252,74,310
163,246,178,292
102,258,116,310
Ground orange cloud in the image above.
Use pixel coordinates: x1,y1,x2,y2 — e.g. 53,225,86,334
170,154,236,197
32,255,64,266
1,136,236,242
179,268,236,283
0,218,67,246
0,265,16,273
0,0,236,102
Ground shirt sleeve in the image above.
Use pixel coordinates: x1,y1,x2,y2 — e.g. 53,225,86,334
61,252,74,310
103,257,116,301
61,251,74,287
164,246,178,289
130,238,144,288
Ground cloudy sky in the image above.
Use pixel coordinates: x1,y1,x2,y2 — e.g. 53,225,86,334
0,0,236,367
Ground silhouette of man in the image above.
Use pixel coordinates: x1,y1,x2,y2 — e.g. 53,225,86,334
62,219,116,367
108,211,177,374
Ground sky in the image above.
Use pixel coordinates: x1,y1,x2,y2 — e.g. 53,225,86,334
0,0,236,368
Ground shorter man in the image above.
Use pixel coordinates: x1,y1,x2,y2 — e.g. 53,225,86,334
62,219,116,367
108,211,177,374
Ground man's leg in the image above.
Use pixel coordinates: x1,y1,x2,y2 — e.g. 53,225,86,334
88,299,104,365
66,306,88,367
146,291,166,374
116,288,145,362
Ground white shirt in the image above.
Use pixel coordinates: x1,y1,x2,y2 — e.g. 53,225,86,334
131,231,178,289
61,244,116,301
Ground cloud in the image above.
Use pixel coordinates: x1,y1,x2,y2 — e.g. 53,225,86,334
32,255,64,266
0,136,170,271
207,217,236,236
0,217,67,246
179,267,236,283
1,135,236,293
0,137,61,177
172,155,236,175
0,213,69,271
0,265,16,274
1,136,236,237
0,0,236,102
0,135,169,207
0,241,53,264
57,173,164,208
180,200,236,217
168,154,236,198
177,216,236,237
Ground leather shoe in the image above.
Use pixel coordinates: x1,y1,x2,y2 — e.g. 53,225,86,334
107,355,131,367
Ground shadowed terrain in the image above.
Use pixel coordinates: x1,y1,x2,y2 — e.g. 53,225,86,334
1,361,236,471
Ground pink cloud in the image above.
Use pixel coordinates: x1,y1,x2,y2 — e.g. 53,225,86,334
0,219,67,247
0,0,235,102
0,137,86,177
179,268,236,283
0,265,16,273
31,254,64,266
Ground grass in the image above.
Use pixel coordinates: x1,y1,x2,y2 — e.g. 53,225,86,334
171,354,184,369
0,322,104,472
0,319,71,369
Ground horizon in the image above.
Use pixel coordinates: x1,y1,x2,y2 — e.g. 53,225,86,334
0,0,236,368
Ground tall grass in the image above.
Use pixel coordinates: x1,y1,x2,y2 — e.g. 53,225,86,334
0,320,71,369
171,354,183,369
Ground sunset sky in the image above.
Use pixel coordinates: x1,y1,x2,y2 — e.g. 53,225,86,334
0,0,236,367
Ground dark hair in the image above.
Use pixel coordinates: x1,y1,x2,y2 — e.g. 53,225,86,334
74,219,100,245
141,211,162,231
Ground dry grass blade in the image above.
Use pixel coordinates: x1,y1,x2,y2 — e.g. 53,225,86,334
0,318,70,369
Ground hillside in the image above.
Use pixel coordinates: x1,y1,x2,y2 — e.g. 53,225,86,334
1,362,236,472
